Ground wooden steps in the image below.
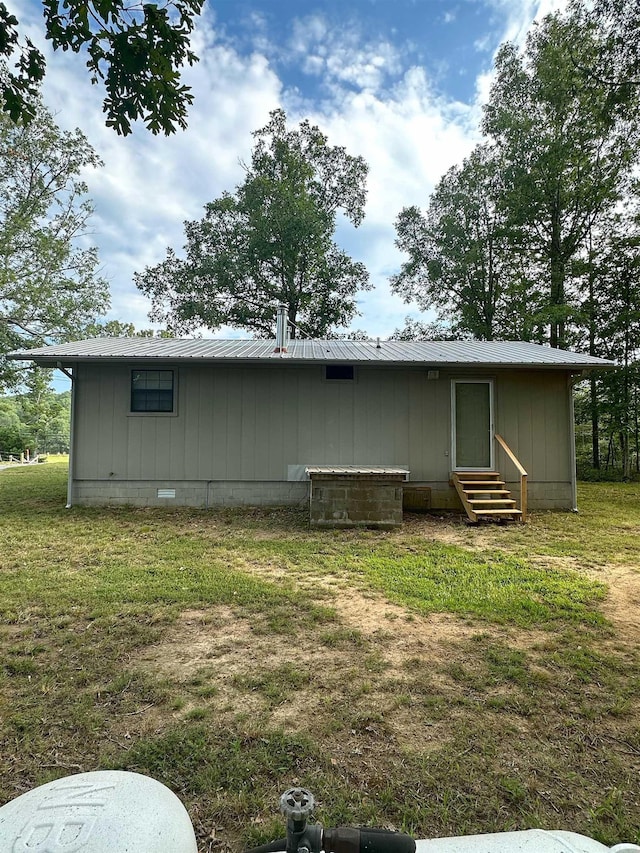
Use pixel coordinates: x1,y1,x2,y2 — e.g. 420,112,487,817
467,499,517,506
452,471,524,523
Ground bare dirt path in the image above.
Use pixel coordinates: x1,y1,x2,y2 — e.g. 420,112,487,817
597,565,640,643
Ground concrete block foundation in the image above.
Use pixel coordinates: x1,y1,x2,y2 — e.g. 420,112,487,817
70,477,573,513
72,479,309,507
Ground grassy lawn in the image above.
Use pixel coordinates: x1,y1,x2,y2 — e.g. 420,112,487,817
1,462,639,850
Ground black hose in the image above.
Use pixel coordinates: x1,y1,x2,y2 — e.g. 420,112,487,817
358,828,416,853
323,827,416,853
244,827,416,853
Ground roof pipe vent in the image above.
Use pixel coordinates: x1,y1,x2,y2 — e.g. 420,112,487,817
274,304,288,354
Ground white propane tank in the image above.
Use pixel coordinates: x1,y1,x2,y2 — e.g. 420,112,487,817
416,829,640,853
0,770,198,852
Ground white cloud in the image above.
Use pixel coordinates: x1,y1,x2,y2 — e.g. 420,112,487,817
474,33,493,52
291,63,481,338
485,0,571,48
287,15,404,94
290,14,330,54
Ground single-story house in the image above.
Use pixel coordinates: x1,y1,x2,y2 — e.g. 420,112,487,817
10,330,612,524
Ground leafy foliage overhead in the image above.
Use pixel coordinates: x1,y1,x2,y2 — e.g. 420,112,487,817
0,0,204,135
574,0,640,91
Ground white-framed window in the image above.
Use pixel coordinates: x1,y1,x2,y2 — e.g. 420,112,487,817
130,369,176,413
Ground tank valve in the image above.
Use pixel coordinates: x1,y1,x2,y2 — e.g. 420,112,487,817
280,788,315,823
280,788,320,853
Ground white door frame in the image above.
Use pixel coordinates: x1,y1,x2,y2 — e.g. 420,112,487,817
451,378,495,471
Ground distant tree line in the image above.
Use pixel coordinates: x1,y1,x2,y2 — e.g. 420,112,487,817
0,368,70,456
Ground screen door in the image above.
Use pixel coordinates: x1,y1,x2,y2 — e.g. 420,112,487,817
452,380,494,470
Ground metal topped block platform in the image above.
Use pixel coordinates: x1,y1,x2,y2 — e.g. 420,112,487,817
306,466,409,528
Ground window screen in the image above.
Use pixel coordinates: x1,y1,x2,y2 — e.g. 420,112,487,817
325,364,354,381
131,370,174,412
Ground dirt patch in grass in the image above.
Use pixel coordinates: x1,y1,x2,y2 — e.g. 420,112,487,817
402,512,640,651
519,558,640,648
594,565,640,644
133,581,640,850
140,594,468,684
139,589,553,742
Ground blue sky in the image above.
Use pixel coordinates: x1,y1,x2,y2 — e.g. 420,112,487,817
214,0,503,103
14,0,567,365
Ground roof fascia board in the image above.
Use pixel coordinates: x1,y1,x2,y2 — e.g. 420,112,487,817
10,354,615,371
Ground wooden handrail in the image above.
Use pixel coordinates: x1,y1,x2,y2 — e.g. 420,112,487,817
494,434,527,476
494,433,528,521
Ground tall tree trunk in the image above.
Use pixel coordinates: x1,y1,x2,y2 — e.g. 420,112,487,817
591,375,600,470
620,430,630,480
588,232,601,468
587,230,600,469
605,434,613,471
288,304,297,340
620,285,631,479
635,383,639,474
621,356,631,480
549,194,565,349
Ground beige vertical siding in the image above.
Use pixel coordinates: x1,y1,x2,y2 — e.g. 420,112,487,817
495,370,571,483
73,363,571,488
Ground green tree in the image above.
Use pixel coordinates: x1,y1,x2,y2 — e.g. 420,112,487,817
19,366,56,454
136,109,371,338
392,145,539,341
591,229,640,478
482,9,640,350
0,99,109,389
0,395,26,455
84,320,175,338
1,0,203,135
571,0,640,92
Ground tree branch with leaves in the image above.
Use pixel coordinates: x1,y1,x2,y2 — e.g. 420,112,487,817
1,0,204,135
136,109,371,339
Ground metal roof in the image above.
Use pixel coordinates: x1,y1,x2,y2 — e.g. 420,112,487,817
8,338,614,370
